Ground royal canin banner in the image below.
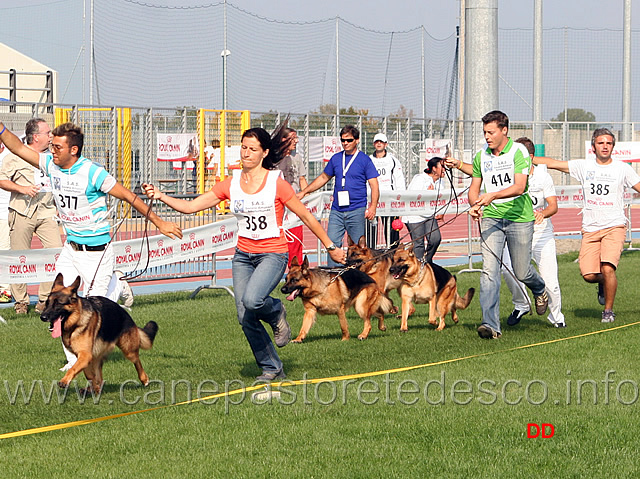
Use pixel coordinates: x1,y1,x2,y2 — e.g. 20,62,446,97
0,217,238,283
157,133,199,162
585,141,640,163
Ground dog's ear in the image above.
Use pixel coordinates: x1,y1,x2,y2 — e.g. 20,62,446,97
357,235,367,248
347,235,354,246
53,273,65,288
302,255,309,270
291,256,300,267
70,276,82,293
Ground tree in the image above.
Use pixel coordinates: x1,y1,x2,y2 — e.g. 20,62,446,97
551,108,596,123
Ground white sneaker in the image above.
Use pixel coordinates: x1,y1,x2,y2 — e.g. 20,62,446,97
59,362,74,372
115,270,134,308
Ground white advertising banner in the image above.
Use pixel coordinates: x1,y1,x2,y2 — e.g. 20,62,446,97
419,139,453,163
585,141,640,163
0,217,238,283
308,136,341,162
157,133,199,162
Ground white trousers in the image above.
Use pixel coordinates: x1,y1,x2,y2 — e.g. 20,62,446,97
502,230,565,326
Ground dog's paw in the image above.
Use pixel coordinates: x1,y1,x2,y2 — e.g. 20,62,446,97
399,328,408,333
378,325,387,332
58,380,70,389
291,338,304,344
390,306,398,315
357,335,368,341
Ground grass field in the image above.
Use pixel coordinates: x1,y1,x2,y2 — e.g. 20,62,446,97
2,249,640,477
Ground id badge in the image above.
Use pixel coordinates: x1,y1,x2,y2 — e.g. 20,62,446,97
337,190,350,207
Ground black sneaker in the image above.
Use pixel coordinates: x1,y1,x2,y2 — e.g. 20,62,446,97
597,282,605,306
477,324,501,339
553,322,566,328
535,292,549,315
507,309,529,326
272,305,291,348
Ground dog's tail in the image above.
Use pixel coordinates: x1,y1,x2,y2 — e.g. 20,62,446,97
377,292,395,315
455,287,476,310
139,321,159,350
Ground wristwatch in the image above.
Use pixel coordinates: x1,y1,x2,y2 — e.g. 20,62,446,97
326,244,337,251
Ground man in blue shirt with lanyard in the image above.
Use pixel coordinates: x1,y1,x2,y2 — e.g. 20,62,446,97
298,125,379,267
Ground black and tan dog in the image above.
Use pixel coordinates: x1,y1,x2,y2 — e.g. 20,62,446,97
389,246,475,331
41,273,158,393
280,256,394,341
346,235,410,318
346,235,402,296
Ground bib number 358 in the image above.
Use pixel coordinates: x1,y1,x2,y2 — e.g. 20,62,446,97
244,215,267,231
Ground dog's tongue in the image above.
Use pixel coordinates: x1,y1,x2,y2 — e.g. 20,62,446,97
286,289,299,301
50,318,62,338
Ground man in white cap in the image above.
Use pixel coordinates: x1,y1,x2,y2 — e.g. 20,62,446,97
368,133,405,248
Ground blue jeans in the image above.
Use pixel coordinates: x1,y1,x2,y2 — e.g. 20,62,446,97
480,217,545,334
232,249,288,374
406,217,441,263
326,206,366,266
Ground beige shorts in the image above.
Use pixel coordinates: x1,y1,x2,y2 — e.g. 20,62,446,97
579,225,626,276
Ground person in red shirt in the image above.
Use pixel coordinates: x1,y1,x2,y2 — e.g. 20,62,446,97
143,125,344,381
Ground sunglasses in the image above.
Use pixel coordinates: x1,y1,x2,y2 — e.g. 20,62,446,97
340,138,355,143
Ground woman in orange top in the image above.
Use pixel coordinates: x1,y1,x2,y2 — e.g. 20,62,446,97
143,125,344,381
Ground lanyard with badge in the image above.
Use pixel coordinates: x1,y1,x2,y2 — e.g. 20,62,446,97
337,151,357,207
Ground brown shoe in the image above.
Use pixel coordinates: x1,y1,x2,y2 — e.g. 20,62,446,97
35,301,47,314
14,302,29,314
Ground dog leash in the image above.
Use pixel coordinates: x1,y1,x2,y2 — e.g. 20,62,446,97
84,194,156,295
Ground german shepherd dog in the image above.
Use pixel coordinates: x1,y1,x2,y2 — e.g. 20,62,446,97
389,246,475,331
280,256,394,341
346,235,409,317
40,273,158,393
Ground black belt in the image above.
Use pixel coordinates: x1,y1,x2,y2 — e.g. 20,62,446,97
68,241,108,252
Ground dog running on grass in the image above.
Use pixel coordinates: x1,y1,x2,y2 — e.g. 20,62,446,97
41,273,158,394
389,245,475,331
280,256,394,341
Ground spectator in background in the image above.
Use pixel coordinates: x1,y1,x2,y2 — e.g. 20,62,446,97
402,157,445,263
0,119,61,314
368,133,405,248
298,125,379,267
0,142,12,304
275,127,308,268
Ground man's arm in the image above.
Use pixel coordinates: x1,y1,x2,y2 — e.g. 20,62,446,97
468,177,483,219
0,123,40,168
109,183,183,239
297,172,330,200
474,172,528,208
298,176,308,191
445,157,473,176
534,195,558,224
366,177,379,221
0,179,40,197
532,156,570,173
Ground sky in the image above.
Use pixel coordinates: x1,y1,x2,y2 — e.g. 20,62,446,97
1,0,638,119
3,0,638,36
